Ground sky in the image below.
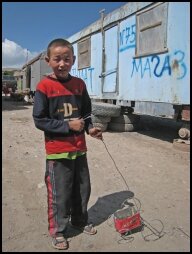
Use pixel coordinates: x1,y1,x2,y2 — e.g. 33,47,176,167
2,2,126,69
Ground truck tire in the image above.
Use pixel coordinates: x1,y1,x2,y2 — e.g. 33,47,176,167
92,102,121,117
93,122,108,132
91,115,111,123
108,122,137,132
111,114,140,124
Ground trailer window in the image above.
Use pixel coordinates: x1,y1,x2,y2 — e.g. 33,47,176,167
77,38,91,69
136,2,168,57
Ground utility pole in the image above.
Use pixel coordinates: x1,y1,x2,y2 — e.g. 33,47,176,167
99,9,105,91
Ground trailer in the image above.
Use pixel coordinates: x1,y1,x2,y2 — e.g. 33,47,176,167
22,52,52,100
66,2,190,139
23,2,190,140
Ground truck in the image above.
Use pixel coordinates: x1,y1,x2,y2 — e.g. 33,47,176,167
2,75,17,94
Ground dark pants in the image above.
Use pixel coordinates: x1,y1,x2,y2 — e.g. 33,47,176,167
45,154,91,237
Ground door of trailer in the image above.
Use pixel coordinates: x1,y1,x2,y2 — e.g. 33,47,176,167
101,25,118,96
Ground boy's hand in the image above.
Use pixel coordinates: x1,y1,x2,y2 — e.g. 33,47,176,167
68,119,85,132
89,127,103,140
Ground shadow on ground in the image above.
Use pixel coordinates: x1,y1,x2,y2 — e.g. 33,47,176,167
88,190,135,226
108,115,183,143
66,191,135,238
137,115,183,143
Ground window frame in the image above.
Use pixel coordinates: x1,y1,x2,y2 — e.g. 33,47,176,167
77,37,91,70
135,2,169,58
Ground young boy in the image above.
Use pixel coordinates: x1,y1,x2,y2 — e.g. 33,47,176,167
32,38,102,250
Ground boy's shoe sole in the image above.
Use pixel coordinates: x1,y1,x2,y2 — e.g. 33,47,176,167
52,236,69,250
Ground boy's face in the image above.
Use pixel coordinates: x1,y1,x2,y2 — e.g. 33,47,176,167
46,46,75,79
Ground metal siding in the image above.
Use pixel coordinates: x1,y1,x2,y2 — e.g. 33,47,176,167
70,33,102,97
134,101,175,118
119,15,136,101
90,33,102,97
31,61,40,91
166,2,190,104
30,59,52,91
22,72,27,90
40,59,52,80
70,43,78,80
118,2,189,105
66,2,190,117
102,26,118,93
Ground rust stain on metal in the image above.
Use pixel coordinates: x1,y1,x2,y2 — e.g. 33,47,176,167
181,106,190,121
172,59,179,70
172,59,181,80
172,94,179,103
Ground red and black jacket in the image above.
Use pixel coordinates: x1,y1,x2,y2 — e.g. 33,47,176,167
32,75,93,154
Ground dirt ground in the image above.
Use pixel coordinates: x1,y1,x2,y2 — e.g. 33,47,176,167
2,97,190,252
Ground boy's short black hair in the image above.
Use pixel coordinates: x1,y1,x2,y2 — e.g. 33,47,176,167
47,38,74,57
